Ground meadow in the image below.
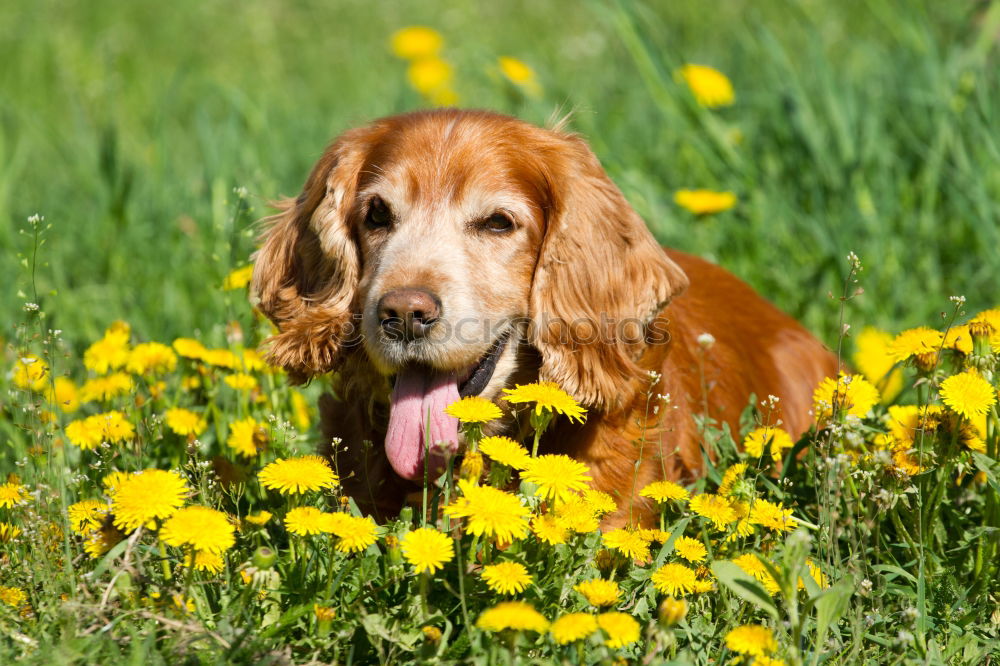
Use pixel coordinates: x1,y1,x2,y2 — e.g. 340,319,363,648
2,0,1000,663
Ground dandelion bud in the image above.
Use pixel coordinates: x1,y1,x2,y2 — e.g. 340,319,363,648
399,506,413,524
969,318,994,340
313,604,336,622
252,546,277,569
460,452,484,481
384,533,403,566
658,597,688,627
595,548,615,573
422,625,442,643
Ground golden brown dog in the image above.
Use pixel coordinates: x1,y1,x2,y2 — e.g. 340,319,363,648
251,109,838,526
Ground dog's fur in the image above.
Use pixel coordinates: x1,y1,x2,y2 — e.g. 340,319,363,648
251,109,838,526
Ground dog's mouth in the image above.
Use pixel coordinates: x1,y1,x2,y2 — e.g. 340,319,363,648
458,330,511,398
384,330,512,481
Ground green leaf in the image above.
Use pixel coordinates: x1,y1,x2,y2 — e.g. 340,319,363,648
711,561,780,621
813,579,854,651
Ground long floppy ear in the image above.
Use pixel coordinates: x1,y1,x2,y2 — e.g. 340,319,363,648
251,128,374,383
529,133,689,409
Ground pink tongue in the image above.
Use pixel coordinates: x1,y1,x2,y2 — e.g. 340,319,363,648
385,367,460,480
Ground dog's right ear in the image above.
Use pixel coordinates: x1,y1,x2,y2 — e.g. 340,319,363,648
251,127,376,383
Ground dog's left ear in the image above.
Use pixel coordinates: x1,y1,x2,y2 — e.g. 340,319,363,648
529,132,689,409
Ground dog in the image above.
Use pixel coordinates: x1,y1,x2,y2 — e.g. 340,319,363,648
250,109,839,526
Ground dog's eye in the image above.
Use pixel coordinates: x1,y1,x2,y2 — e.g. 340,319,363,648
482,212,514,233
365,196,393,229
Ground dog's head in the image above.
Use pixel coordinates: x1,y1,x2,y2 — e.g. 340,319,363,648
252,109,688,479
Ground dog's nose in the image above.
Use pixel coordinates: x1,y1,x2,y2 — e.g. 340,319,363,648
377,288,441,340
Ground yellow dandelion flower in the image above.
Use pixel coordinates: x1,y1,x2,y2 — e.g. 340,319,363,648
476,601,549,633
596,612,641,648
173,337,207,361
227,417,267,458
743,426,795,460
244,510,272,526
202,348,241,369
718,463,748,496
478,436,531,470
84,521,125,559
812,373,880,422
164,408,207,438
224,372,258,391
641,528,672,543
46,376,80,412
673,536,707,563
284,507,335,536
658,597,689,626
803,559,829,590
102,470,131,497
521,454,593,503
160,506,236,554
498,56,542,97
330,515,378,553
602,528,651,562
582,489,617,515
502,381,587,423
725,624,777,657
65,416,104,451
0,586,28,608
0,522,21,543
400,527,454,573
259,455,337,494
390,26,443,60
67,500,109,535
940,369,996,421
185,549,225,573
892,326,943,362
111,469,188,532
640,479,690,503
676,63,735,108
555,496,600,533
574,578,620,607
83,323,131,374
181,375,201,391
97,410,135,444
444,479,530,543
732,553,781,595
222,265,254,291
853,327,905,403
651,562,698,596
12,354,48,391
530,513,568,545
689,493,737,529
444,396,503,423
79,372,134,402
291,391,311,430
407,57,453,95
481,561,532,595
550,613,598,644
749,499,798,533
943,324,973,354
674,189,737,215
691,578,714,594
126,342,177,376
0,482,30,509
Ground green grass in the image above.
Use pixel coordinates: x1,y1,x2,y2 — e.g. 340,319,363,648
2,1,1000,664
